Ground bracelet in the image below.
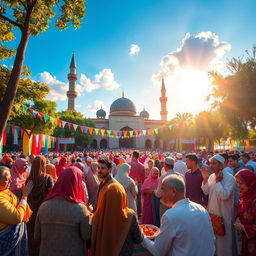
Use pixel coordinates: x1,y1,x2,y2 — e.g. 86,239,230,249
19,199,27,205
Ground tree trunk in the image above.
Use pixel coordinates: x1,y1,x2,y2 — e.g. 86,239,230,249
0,29,30,140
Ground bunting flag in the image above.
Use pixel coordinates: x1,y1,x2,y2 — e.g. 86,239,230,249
88,127,93,135
37,134,42,154
118,131,122,136
154,128,159,135
107,130,112,136
37,112,43,121
100,129,105,136
129,131,134,137
142,130,146,136
80,126,84,133
72,124,78,131
23,131,31,155
67,123,71,129
113,130,118,136
245,140,250,150
62,121,67,128
94,128,99,135
43,115,49,122
84,127,88,133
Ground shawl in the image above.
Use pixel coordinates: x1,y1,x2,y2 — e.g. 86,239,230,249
45,166,86,204
46,164,58,182
141,167,159,194
91,183,134,256
235,169,256,217
115,163,135,189
10,158,28,192
86,163,100,190
26,156,50,212
56,157,68,177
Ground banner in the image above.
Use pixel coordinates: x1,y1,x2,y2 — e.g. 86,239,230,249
58,138,75,144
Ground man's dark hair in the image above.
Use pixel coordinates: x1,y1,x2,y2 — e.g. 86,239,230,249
76,158,82,162
219,153,228,161
132,151,139,159
165,163,174,169
186,154,198,164
228,154,238,161
19,153,26,159
242,153,250,160
98,159,112,169
71,158,76,164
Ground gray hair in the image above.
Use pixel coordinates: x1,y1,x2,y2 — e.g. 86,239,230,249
162,174,185,194
0,166,10,180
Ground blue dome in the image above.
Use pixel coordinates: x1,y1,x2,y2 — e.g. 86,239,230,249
110,97,136,115
140,109,149,119
96,108,106,118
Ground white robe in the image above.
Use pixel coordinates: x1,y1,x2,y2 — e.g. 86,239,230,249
201,170,236,256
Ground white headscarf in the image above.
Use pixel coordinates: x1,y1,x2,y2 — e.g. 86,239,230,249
115,163,135,189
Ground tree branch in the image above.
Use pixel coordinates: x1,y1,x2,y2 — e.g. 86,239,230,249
0,14,23,29
17,0,28,11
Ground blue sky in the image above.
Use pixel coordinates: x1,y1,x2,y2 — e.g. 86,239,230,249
2,0,256,120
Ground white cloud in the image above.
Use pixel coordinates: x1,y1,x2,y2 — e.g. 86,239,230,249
86,100,106,112
129,44,140,56
152,31,231,82
40,72,69,101
80,68,120,92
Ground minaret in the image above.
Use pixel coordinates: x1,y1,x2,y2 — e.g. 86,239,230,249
67,53,78,111
160,78,168,121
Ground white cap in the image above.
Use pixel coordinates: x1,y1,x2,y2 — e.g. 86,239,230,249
176,153,182,159
52,158,59,165
86,157,92,163
210,155,225,164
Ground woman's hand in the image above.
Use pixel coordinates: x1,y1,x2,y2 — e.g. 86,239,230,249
234,218,245,232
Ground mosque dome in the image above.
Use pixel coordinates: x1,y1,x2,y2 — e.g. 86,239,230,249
96,107,106,119
140,108,149,120
109,92,136,116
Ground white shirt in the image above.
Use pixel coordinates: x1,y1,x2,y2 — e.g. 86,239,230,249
174,160,188,176
223,166,233,176
201,170,236,256
142,199,215,256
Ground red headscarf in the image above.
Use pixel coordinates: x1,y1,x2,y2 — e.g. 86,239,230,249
56,157,68,177
45,166,86,204
235,169,256,217
141,167,159,193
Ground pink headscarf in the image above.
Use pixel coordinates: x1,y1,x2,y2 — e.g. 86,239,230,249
235,169,256,217
45,166,86,204
141,167,159,193
56,157,68,177
10,158,28,192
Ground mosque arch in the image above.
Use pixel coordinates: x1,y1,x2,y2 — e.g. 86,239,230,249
154,139,160,149
91,139,97,149
119,126,134,148
145,139,152,149
100,139,108,149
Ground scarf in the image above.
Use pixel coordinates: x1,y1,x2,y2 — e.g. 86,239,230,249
10,158,27,192
115,163,135,189
141,167,159,193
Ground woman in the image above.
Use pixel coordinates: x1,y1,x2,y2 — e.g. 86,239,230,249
0,166,33,256
115,163,138,212
46,163,58,182
91,182,143,256
56,157,68,177
145,159,154,178
34,166,91,256
85,162,100,211
234,169,256,256
10,158,28,198
26,155,54,255
141,167,159,225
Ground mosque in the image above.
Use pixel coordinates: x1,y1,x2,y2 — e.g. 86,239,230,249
67,54,168,149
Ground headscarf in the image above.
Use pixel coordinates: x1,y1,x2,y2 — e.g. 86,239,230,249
45,166,86,204
46,163,58,182
91,183,134,256
56,157,68,177
116,158,126,170
10,158,28,192
86,162,100,186
115,163,135,189
141,167,159,193
27,156,51,211
74,162,85,172
1,154,13,164
235,169,256,217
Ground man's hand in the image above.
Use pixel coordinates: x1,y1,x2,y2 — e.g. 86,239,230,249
215,171,223,183
201,167,210,184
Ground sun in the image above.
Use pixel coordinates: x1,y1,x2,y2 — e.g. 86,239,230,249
172,68,212,114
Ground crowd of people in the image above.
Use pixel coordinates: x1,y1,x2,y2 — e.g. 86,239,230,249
0,149,256,256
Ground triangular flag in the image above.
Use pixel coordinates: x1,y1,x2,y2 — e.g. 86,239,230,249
94,128,99,135
142,130,146,136
107,130,112,136
154,128,159,134
100,129,105,136
80,126,84,132
73,124,78,130
62,121,67,128
123,131,128,137
67,123,71,129
113,130,118,136
32,110,38,117
43,115,49,122
168,125,173,131
23,106,28,112
38,112,43,121
118,131,122,136
88,127,93,135
129,131,134,137
84,127,88,133
136,130,141,136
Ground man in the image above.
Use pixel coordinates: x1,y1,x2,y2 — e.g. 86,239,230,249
142,175,215,256
96,158,116,204
228,154,244,175
201,154,236,256
174,153,188,176
155,157,181,217
219,153,233,175
185,154,207,206
241,152,256,172
129,151,146,216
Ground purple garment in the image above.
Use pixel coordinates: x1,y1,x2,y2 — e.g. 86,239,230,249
185,168,208,207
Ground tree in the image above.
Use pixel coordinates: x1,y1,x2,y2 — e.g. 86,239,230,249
53,110,95,149
0,0,86,140
208,47,256,138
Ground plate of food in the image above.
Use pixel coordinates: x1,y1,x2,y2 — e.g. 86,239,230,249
139,224,160,239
